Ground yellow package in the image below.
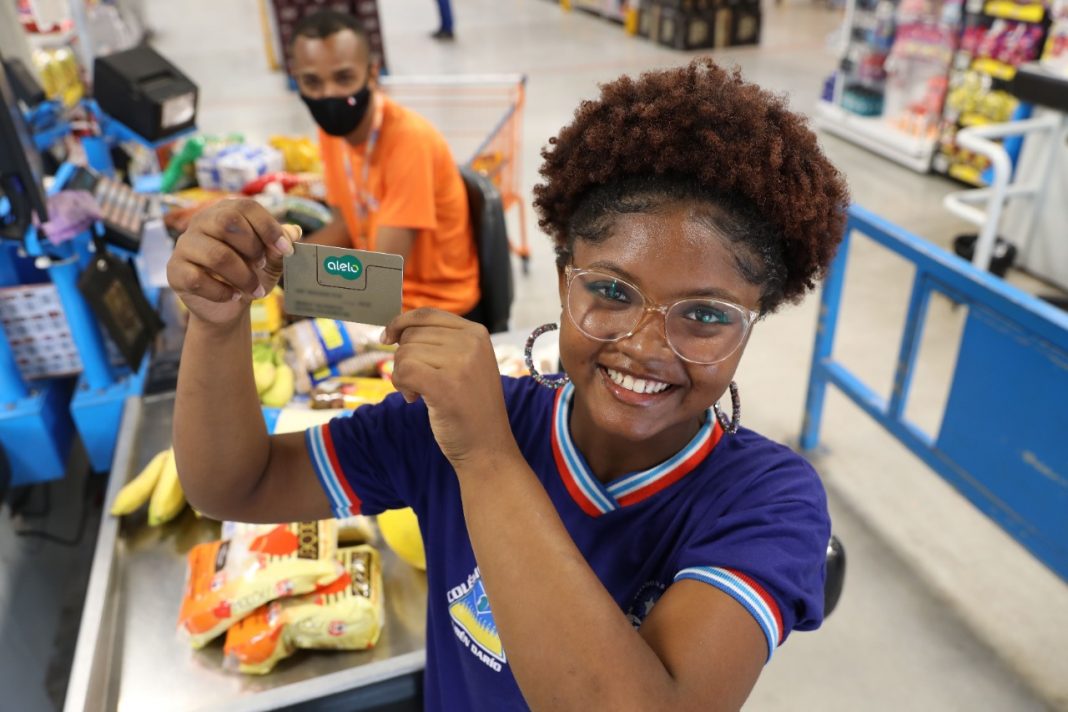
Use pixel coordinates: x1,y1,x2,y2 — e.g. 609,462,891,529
224,545,384,674
178,521,342,648
250,286,285,340
310,377,396,410
269,136,322,173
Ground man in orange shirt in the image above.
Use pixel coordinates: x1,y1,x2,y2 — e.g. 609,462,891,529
290,10,480,317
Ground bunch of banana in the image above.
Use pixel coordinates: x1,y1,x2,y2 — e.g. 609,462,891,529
254,341,296,408
110,448,187,525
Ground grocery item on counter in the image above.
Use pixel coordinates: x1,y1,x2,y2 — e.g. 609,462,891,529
284,319,393,394
310,377,396,410
252,192,332,234
223,545,384,674
253,340,296,407
110,448,187,525
337,515,376,544
148,449,185,526
195,144,283,192
110,449,168,516
178,521,343,648
377,508,426,571
269,135,322,173
32,47,85,106
250,287,285,342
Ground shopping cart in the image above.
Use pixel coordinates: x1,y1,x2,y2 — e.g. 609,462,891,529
380,74,531,272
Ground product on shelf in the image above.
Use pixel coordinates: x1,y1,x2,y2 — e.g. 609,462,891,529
178,520,344,648
932,0,1049,183
639,0,761,50
1043,0,1068,73
223,545,384,674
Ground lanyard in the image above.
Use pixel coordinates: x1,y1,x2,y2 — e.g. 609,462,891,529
342,95,384,245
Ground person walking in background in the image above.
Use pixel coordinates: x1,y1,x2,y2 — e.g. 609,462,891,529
433,0,455,40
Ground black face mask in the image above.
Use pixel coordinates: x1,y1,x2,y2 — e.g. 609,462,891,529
300,83,372,137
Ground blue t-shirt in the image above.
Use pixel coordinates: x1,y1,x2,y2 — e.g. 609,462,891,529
306,377,830,711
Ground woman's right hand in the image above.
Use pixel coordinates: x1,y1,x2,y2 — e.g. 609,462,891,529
167,198,300,326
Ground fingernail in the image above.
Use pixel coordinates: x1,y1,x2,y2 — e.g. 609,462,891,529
256,256,267,269
231,291,242,302
252,285,266,299
274,237,294,256
378,329,389,344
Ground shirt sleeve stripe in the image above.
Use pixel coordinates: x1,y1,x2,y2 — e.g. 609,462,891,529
674,566,782,661
726,567,785,642
320,422,362,512
306,424,356,518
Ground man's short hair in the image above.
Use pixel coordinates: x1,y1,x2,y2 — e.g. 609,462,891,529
290,10,370,50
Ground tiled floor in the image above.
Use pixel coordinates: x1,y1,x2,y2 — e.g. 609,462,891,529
3,0,1066,710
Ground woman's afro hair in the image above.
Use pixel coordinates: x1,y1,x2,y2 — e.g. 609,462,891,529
533,58,850,313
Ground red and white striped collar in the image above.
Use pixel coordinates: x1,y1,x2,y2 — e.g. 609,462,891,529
550,382,722,517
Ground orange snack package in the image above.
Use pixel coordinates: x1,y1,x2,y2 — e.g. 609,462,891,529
178,521,342,648
224,545,384,674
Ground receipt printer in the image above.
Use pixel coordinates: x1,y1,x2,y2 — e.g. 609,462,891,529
93,45,198,141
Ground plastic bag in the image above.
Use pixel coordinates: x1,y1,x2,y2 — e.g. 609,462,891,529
223,545,384,674
178,521,342,648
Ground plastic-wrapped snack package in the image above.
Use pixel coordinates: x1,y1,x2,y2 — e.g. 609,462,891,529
224,545,384,674
178,521,343,648
310,377,396,410
284,319,387,374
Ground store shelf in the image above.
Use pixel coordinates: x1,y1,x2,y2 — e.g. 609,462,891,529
973,57,1018,80
983,0,1046,23
65,395,429,712
948,161,986,185
816,101,938,172
960,112,995,126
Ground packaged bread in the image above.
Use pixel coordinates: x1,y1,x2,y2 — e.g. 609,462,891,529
224,545,384,674
178,521,343,648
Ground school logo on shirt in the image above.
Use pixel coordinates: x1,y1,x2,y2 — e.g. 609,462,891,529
626,580,667,628
323,255,363,280
447,566,506,672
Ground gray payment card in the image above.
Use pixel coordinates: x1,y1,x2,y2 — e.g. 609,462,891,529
283,242,403,326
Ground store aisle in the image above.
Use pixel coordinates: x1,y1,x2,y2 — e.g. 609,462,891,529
10,1,1058,710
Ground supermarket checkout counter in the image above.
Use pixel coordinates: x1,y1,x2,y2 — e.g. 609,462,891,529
63,328,556,712
63,394,428,712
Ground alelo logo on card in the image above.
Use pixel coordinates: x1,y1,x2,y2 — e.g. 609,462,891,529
323,255,363,280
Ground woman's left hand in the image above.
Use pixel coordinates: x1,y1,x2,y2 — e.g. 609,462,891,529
381,309,517,467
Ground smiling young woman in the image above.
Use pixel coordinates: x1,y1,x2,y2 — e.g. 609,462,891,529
169,58,849,711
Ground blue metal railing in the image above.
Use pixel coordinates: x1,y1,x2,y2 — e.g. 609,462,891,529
801,204,1068,582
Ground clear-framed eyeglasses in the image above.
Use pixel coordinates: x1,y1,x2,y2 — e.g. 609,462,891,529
564,266,760,365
